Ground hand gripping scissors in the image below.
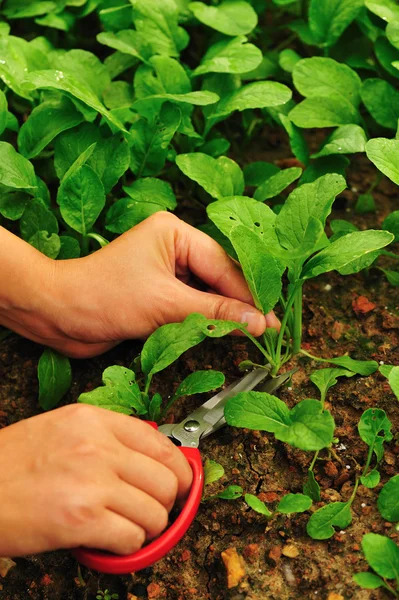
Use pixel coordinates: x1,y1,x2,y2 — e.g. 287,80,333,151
73,367,295,574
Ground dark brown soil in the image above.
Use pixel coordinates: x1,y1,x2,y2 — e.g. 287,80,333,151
0,128,398,600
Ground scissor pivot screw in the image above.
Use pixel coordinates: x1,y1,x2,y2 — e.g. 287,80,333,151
184,420,200,432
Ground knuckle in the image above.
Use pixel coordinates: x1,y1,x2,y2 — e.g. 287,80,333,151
59,487,102,531
146,211,178,229
213,295,232,320
119,527,146,555
152,506,169,537
162,472,179,508
154,432,176,463
61,402,100,423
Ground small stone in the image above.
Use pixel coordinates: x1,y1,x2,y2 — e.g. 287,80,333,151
268,545,282,562
282,544,299,558
221,547,246,589
180,549,191,562
258,491,279,503
127,595,139,600
41,574,53,586
328,594,344,600
243,544,259,561
147,583,161,598
324,461,338,478
352,295,376,315
0,558,16,578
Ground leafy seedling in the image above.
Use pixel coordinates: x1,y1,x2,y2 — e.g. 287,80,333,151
354,533,399,597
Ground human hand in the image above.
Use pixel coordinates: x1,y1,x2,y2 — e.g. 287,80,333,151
0,404,192,557
0,213,279,358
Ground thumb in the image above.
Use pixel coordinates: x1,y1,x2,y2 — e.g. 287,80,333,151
171,283,268,337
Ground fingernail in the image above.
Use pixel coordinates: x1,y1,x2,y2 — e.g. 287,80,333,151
266,312,281,331
241,311,264,332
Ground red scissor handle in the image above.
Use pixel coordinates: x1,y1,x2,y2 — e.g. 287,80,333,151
72,422,203,574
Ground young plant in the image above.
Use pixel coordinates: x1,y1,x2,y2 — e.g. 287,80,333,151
354,533,399,598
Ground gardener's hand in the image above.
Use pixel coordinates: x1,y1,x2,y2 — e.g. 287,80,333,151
0,404,192,557
0,214,279,358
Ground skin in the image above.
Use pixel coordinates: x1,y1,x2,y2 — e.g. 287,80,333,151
0,213,279,556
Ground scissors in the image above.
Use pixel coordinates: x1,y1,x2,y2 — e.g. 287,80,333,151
73,367,295,574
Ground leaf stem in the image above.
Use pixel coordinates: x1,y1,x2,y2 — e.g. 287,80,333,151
309,450,319,471
274,283,299,374
361,441,375,480
292,285,303,355
80,234,90,257
348,477,360,506
241,329,274,366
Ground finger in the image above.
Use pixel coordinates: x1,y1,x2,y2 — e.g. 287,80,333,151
114,446,179,511
175,221,255,305
83,510,146,555
109,481,169,540
107,415,193,499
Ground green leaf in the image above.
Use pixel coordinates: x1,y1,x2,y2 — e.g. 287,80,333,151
279,49,301,74
309,0,363,47
204,459,225,486
381,269,399,286
18,97,84,159
312,125,367,158
193,36,262,76
130,104,181,177
211,81,292,120
189,1,258,36
103,81,134,110
58,164,105,235
29,231,60,259
307,502,352,540
358,408,393,462
123,178,177,210
303,469,321,502
20,198,58,241
389,366,399,400
293,58,361,107
383,211,399,243
302,230,394,279
78,366,147,416
148,393,162,422
0,89,7,136
378,475,399,522
132,0,188,58
277,493,312,514
360,469,380,489
366,138,399,185
225,393,335,451
0,142,37,191
310,368,355,401
244,162,280,187
254,167,302,201
299,156,349,185
276,174,346,251
387,21,399,50
289,95,360,128
174,370,225,400
316,355,378,376
353,572,384,590
58,236,81,260
355,193,376,214
229,225,284,313
52,49,111,100
279,114,310,166
38,349,72,411
97,30,151,63
365,0,399,23
375,36,399,79
176,153,244,199
0,191,29,220
362,533,399,580
361,79,399,130
209,485,243,500
245,493,272,516
105,198,166,234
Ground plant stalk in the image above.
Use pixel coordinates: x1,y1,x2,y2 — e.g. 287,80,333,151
292,285,303,355
273,283,299,375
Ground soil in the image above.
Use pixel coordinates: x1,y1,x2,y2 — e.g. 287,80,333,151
0,125,398,600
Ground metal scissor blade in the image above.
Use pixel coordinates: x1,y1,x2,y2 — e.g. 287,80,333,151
257,367,298,395
159,367,271,447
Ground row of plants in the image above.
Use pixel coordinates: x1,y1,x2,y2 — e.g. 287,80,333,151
0,0,398,594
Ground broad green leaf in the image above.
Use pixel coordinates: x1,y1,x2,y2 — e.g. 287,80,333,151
360,470,380,489
245,493,272,516
123,178,176,210
0,191,29,220
204,459,225,486
353,572,384,590
29,231,60,259
387,21,399,50
103,81,134,110
58,236,81,260
315,355,378,376
211,81,292,120
174,370,225,400
79,366,147,416
148,392,162,422
375,36,399,79
0,34,48,99
132,0,188,58
289,95,360,128
381,269,399,286
212,485,243,500
244,161,280,187
277,493,312,514
383,211,399,243
105,198,167,234
276,174,346,251
279,49,301,73
18,97,84,159
279,114,310,166
302,230,394,279
362,533,399,580
189,1,258,36
230,225,284,313
361,79,399,130
200,137,231,158
293,58,361,107
176,153,244,199
23,70,125,132
310,368,355,402
3,1,58,19
130,104,181,177
52,49,111,99
366,138,399,185
0,89,7,136
306,502,352,540
355,193,376,214
97,30,151,63
378,475,399,522
389,366,399,400
303,469,321,501
58,165,105,235
254,167,302,201
309,0,363,47
358,408,393,461
365,0,399,23
20,198,58,241
225,393,335,451
312,125,367,158
299,156,349,185
0,142,37,191
38,349,72,411
193,36,262,76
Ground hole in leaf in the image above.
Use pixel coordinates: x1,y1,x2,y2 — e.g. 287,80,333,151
207,324,216,331
229,216,236,221
254,222,260,227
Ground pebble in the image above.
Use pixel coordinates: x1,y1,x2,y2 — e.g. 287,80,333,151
221,547,246,589
147,582,161,598
282,544,299,558
0,558,16,578
327,594,344,600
